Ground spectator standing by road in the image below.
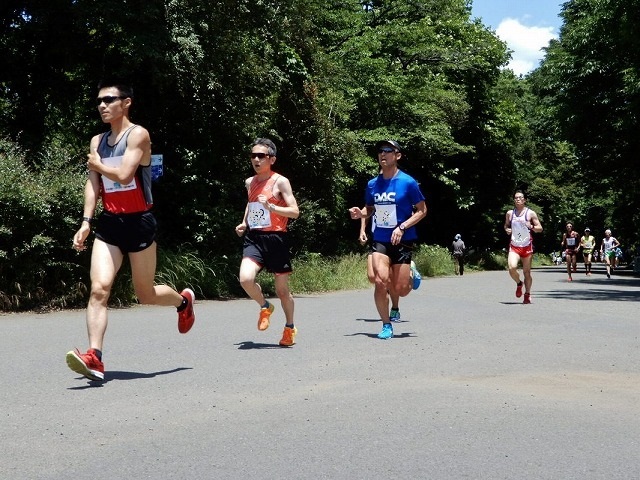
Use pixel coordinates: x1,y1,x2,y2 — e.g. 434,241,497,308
452,234,466,275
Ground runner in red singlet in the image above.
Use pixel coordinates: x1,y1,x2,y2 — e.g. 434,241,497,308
66,81,196,382
235,138,300,346
504,190,543,304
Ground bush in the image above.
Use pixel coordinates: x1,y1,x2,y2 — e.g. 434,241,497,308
0,138,88,310
412,244,455,277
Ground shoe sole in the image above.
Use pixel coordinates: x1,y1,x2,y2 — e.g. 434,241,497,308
66,351,104,381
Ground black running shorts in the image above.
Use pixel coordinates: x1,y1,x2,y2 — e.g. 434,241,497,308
95,210,157,254
242,231,293,274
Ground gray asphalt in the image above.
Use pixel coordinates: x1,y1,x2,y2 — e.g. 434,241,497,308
1,264,638,479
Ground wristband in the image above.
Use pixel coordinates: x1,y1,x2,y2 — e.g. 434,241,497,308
82,216,93,224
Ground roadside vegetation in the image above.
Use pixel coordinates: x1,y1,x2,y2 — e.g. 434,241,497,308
2,1,637,311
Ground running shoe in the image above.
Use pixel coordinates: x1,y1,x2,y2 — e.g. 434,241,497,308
178,288,196,334
279,326,297,346
66,348,104,381
258,302,275,331
410,261,421,290
390,308,401,322
515,281,523,298
523,293,531,305
377,323,393,340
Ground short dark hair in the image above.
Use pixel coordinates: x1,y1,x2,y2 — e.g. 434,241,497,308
97,80,134,100
252,138,277,156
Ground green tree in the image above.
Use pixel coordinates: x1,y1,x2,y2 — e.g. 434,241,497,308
531,0,640,247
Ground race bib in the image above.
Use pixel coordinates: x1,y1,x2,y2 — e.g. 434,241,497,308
101,155,137,193
247,201,271,229
374,204,398,228
566,237,576,246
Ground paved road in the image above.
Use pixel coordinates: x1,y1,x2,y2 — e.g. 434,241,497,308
1,264,638,479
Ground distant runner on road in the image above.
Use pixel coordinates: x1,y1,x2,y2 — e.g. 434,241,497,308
504,190,543,304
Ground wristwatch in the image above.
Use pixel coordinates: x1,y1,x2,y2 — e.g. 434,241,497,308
398,224,406,232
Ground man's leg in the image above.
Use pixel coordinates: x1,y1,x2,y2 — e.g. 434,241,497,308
521,255,534,294
86,239,123,351
389,262,412,299
372,253,392,322
129,242,184,307
239,257,266,305
507,251,522,284
274,274,294,325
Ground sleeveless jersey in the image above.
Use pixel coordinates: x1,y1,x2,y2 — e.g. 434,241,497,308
565,231,579,250
509,208,532,247
246,173,288,232
365,170,425,243
581,235,595,253
602,236,618,254
97,125,153,214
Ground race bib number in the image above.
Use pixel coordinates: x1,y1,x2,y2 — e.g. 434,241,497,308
247,201,271,229
101,155,137,193
374,204,398,228
566,237,576,246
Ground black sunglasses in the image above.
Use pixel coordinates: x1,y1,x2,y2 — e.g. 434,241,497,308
96,95,125,106
250,153,271,160
378,147,396,153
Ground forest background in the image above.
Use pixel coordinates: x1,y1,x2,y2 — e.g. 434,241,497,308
1,0,639,311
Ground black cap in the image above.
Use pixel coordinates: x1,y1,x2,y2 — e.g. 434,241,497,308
376,140,402,152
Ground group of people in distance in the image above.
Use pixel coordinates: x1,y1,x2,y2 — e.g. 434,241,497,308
561,223,621,280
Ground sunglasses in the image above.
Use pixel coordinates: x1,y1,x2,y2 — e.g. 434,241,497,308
378,147,396,153
250,152,271,160
96,95,125,106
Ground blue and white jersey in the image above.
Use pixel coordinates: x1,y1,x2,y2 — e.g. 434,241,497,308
365,170,425,243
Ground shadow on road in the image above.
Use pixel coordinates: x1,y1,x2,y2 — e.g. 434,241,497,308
344,332,416,339
537,287,640,302
67,367,192,389
235,341,283,350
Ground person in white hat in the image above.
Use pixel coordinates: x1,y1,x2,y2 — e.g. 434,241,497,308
580,227,595,275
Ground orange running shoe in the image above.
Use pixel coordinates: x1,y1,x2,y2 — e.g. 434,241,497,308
66,348,104,381
258,302,275,331
279,326,297,346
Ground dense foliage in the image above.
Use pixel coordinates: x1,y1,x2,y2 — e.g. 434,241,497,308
1,0,638,310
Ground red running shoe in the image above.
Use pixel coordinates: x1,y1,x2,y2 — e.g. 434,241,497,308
66,348,104,381
523,293,531,304
515,281,523,298
178,288,196,334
